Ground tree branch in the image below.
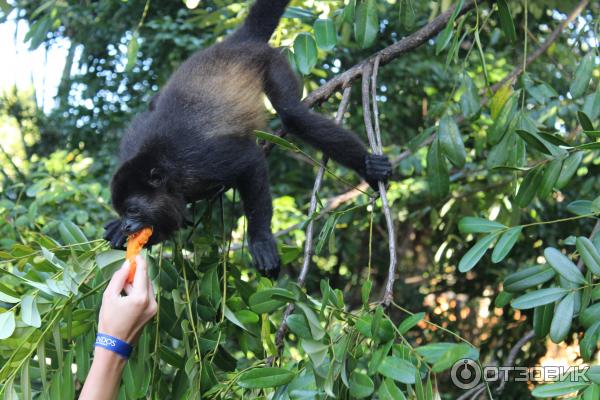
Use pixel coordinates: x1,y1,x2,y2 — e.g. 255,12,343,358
303,0,476,108
362,58,398,305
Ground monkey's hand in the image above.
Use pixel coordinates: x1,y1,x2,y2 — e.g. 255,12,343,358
365,154,392,190
103,219,128,249
248,235,280,279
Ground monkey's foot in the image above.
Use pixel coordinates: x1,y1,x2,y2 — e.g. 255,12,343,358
249,236,281,279
365,154,392,189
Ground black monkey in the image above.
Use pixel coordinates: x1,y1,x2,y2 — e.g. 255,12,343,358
104,0,392,278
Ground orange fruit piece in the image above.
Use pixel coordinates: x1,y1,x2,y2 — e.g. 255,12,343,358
125,227,153,284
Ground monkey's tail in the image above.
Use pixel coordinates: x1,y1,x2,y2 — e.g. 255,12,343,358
229,0,291,43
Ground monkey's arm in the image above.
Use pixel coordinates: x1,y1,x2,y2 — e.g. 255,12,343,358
263,51,391,188
236,151,280,279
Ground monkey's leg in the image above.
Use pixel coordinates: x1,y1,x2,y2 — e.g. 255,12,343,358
236,151,280,279
264,51,391,187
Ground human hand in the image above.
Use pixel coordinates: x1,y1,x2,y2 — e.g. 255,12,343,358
98,256,157,344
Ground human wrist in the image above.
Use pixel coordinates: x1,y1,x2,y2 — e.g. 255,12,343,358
93,346,128,368
95,332,134,359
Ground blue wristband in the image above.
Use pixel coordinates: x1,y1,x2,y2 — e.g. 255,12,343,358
95,333,133,359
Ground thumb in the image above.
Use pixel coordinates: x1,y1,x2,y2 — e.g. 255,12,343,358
105,260,130,296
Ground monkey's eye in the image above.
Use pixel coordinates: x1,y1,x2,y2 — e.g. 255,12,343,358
126,206,140,215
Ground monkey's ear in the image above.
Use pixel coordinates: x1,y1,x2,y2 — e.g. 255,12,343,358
148,167,167,188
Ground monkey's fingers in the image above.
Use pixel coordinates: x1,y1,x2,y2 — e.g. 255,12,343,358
250,239,281,279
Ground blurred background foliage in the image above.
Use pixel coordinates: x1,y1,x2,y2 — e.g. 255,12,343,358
0,0,599,398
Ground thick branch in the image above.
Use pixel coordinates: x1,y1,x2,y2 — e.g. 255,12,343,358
303,0,476,108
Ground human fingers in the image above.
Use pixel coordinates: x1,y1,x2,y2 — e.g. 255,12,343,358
131,255,148,295
104,261,130,296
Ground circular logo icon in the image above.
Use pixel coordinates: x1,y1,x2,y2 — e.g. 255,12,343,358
451,359,481,390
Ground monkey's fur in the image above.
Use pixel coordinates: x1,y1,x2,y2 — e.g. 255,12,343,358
104,0,392,278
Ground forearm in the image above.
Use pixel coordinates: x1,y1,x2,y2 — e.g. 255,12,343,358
79,348,127,400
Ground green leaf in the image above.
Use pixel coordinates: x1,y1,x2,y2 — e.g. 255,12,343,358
585,365,600,384
577,237,600,276
556,151,583,189
494,291,514,308
254,130,298,152
533,303,553,338
296,303,325,340
544,247,587,285
249,288,294,314
237,367,295,389
301,339,328,367
316,214,338,255
21,294,41,328
580,321,600,360
0,311,16,339
293,33,317,75
503,265,556,292
458,217,506,234
497,0,516,42
438,115,466,168
126,31,139,72
515,129,553,155
491,226,522,263
58,221,90,250
361,280,372,307
283,6,315,19
515,168,543,208
574,142,600,151
349,372,374,398
567,200,595,216
489,93,518,145
96,249,125,270
460,74,480,118
377,378,406,400
580,303,600,328
398,312,425,335
577,111,595,132
549,292,575,343
368,340,393,375
491,83,513,120
427,138,449,200
431,343,475,373
569,53,594,99
531,380,589,398
313,18,336,51
377,356,417,384
511,288,568,310
537,159,563,199
435,0,464,54
286,314,312,340
583,384,600,400
354,0,378,48
458,232,499,272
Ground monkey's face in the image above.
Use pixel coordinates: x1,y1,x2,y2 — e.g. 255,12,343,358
104,156,187,249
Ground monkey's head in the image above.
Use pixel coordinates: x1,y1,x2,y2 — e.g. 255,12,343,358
104,152,187,249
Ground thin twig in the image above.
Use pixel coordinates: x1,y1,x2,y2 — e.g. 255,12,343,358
362,60,398,305
274,87,353,350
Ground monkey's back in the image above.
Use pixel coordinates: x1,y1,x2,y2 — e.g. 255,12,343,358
157,42,269,139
